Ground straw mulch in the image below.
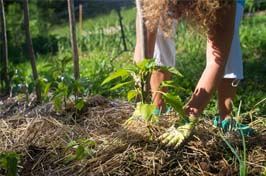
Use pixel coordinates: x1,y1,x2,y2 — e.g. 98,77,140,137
0,95,265,176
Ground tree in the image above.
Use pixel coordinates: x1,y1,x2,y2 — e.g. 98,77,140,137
23,0,41,103
0,0,10,95
67,0,80,80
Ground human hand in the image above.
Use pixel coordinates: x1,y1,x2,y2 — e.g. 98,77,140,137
159,117,197,149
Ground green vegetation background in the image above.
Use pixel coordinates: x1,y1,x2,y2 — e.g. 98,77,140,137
2,1,266,117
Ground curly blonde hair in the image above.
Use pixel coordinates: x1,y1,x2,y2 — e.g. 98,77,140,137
140,0,234,37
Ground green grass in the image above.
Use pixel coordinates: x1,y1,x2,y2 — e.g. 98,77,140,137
8,9,266,117
50,8,136,37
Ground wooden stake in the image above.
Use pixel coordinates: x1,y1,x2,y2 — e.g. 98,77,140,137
23,0,42,103
135,0,147,59
67,0,80,80
0,0,10,94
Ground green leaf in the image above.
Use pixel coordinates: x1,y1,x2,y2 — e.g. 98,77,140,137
127,90,138,101
110,81,133,91
165,67,183,77
101,69,129,85
139,103,156,121
75,99,85,111
67,140,78,149
0,153,8,169
162,93,185,117
53,96,63,111
75,145,86,160
43,83,51,97
136,59,149,70
79,139,96,148
161,81,186,92
0,152,19,176
7,154,18,176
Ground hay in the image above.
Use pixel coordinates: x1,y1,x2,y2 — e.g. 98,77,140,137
0,95,265,175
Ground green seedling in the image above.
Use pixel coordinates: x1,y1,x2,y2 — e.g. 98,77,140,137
51,75,88,112
102,59,195,148
219,101,249,176
102,59,183,123
0,152,20,176
65,138,96,163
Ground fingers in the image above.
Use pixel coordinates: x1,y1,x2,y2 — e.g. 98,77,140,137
167,135,182,147
159,129,182,148
159,123,194,149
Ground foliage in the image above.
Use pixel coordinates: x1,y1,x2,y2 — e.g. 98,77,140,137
220,133,248,176
65,138,96,162
0,152,19,176
80,51,117,96
51,75,89,112
9,64,33,99
245,0,266,12
102,59,184,123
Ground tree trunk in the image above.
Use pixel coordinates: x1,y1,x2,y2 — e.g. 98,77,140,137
0,0,10,95
67,0,80,80
23,0,41,103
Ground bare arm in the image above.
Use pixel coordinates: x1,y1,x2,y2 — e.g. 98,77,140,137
185,3,236,116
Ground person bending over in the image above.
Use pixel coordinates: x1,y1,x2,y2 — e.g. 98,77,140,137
134,0,252,147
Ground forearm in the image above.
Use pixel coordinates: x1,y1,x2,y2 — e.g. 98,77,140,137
186,3,236,116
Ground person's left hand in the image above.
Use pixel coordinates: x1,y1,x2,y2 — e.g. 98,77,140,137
159,117,197,149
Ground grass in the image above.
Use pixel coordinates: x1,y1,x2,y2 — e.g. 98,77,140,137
50,8,136,38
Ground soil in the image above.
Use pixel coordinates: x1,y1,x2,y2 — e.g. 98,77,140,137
0,95,265,176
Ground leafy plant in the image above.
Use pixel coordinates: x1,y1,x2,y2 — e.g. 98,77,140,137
44,49,72,81
51,75,89,112
65,138,96,162
102,59,184,123
9,65,34,101
0,152,19,176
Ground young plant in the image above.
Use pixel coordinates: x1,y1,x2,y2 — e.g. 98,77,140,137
102,59,184,123
65,138,96,163
220,101,248,176
220,132,247,176
44,49,72,81
10,66,32,102
0,152,19,176
51,75,88,112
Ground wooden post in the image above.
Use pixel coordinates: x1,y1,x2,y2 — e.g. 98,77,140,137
0,0,10,95
79,0,83,34
135,0,147,59
116,7,128,51
23,0,42,103
67,0,80,80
